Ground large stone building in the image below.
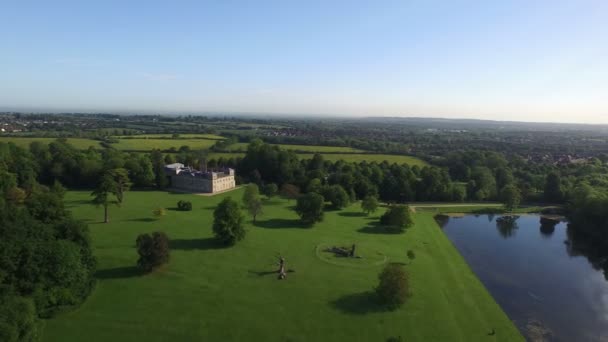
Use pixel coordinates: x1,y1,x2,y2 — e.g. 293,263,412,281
164,163,236,194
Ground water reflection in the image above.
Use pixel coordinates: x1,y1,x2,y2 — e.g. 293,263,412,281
539,217,558,237
495,215,519,238
566,224,608,281
439,214,608,341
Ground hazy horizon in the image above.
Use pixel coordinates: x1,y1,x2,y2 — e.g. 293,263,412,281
2,1,607,124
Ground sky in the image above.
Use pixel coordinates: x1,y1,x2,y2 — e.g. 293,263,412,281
1,0,607,124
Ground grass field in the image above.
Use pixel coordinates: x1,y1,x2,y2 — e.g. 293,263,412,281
111,138,218,151
227,143,366,153
0,137,101,149
41,190,521,342
297,153,429,166
113,134,225,140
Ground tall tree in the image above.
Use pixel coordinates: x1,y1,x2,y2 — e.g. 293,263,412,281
91,169,131,223
544,172,563,203
150,149,168,189
500,184,521,211
242,184,263,222
212,197,245,246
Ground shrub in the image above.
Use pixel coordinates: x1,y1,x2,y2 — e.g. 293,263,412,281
177,200,192,211
212,197,245,246
136,232,170,272
407,250,416,260
152,207,166,219
379,205,413,232
376,264,410,309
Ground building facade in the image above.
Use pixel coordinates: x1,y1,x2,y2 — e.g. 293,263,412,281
164,163,236,193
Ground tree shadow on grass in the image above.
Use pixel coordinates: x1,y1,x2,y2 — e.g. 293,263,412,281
96,266,142,279
330,291,386,315
338,212,367,218
126,218,157,223
358,222,406,235
253,218,308,229
169,237,224,250
65,199,93,208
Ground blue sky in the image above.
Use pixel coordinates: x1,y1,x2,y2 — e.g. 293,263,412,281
1,1,607,123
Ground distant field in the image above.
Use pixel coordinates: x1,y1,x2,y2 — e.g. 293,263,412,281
0,137,101,149
208,152,245,160
205,152,428,166
111,138,218,151
298,153,429,166
113,134,225,140
226,143,365,153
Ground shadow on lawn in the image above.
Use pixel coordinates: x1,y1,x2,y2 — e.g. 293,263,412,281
338,212,367,218
169,237,224,250
253,218,308,229
96,266,141,279
357,222,406,235
126,217,157,223
330,291,386,315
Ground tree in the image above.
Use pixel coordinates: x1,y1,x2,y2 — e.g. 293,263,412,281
261,183,278,198
150,149,168,189
361,195,379,215
242,184,263,222
242,184,260,205
136,232,170,272
380,206,413,232
91,169,131,223
91,172,117,223
544,172,563,203
213,197,245,246
109,168,131,204
324,184,350,209
295,192,324,225
375,263,410,309
247,198,263,222
280,183,300,202
500,184,521,211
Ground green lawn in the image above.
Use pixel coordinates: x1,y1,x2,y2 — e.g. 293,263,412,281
42,190,521,342
0,137,101,149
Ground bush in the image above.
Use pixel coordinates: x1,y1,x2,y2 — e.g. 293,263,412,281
407,250,416,260
152,207,166,219
376,264,410,309
177,200,192,211
212,197,245,246
379,205,413,232
295,192,325,225
136,232,170,272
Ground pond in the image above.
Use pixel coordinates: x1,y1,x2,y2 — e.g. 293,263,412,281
438,214,608,341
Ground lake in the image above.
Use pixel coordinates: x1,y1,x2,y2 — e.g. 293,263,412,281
438,214,608,341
